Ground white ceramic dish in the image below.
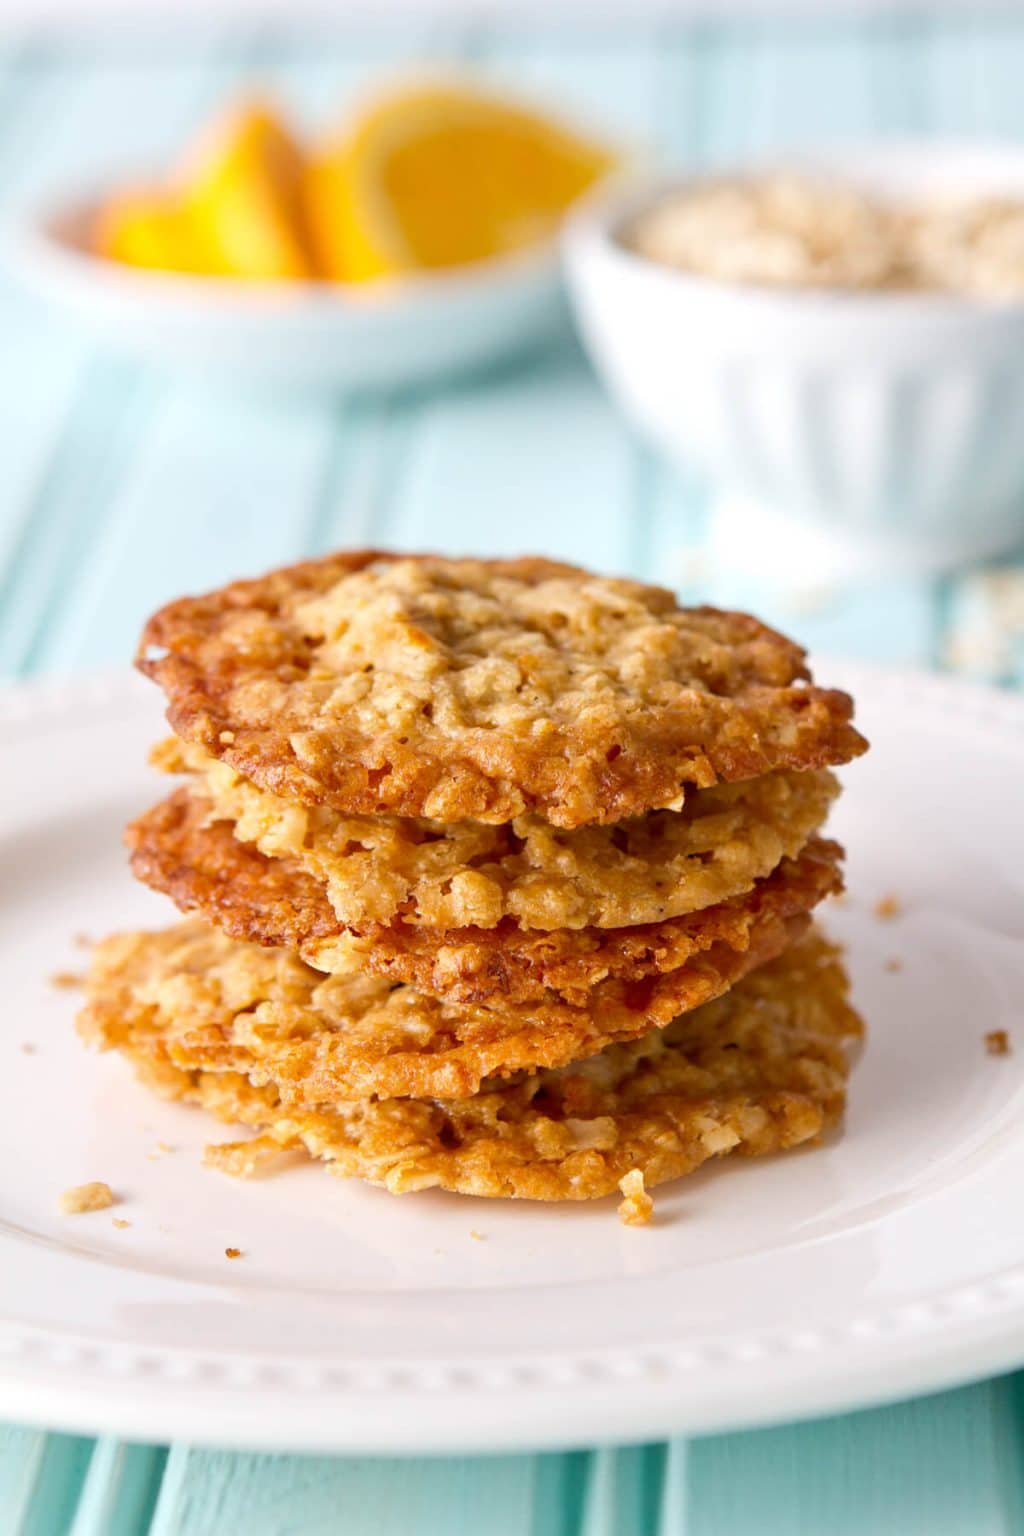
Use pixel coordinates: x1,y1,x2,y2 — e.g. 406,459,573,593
565,144,1024,579
7,196,569,393
2,664,1024,1454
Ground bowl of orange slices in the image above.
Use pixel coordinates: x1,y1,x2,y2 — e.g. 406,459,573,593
12,79,618,392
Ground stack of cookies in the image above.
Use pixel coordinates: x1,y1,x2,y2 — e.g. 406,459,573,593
80,554,867,1214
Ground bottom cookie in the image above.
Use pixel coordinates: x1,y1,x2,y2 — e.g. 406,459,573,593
86,929,862,1203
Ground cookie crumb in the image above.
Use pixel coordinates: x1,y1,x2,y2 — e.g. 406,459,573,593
224,1246,243,1259
884,957,903,974
204,1136,283,1178
618,1169,654,1227
60,1181,115,1215
985,1030,1011,1057
21,1042,37,1055
469,1230,485,1242
50,971,83,990
874,894,902,921
74,932,93,949
111,1217,131,1229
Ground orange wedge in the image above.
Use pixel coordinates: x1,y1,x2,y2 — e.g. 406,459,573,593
306,82,614,281
94,191,212,274
181,99,315,280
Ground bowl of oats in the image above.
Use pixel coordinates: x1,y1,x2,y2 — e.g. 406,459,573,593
564,144,1024,576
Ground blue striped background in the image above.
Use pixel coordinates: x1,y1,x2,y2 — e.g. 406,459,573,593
2,14,1023,1532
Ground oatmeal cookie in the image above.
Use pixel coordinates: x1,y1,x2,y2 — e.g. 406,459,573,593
80,841,832,1104
138,552,866,827
156,735,838,931
127,791,842,1006
97,934,861,1201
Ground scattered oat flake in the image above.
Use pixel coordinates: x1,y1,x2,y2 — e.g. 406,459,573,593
874,894,903,921
111,1218,131,1230
60,1181,115,1215
884,957,903,974
618,1169,654,1227
986,1030,1011,1057
204,1136,283,1179
219,729,236,744
224,1247,243,1259
50,971,83,990
944,569,1024,679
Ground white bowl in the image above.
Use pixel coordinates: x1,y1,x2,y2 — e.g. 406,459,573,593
564,144,1024,577
8,193,571,394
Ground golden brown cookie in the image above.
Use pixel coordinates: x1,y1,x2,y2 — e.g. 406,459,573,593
138,552,866,828
91,934,862,1202
80,835,835,1104
126,792,842,1007
156,736,839,932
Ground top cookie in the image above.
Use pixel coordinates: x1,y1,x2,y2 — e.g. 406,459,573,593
139,551,867,828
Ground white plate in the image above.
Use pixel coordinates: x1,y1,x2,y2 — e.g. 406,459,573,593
2,665,1023,1454
7,199,568,393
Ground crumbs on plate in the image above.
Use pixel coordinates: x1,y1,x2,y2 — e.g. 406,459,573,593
59,1181,115,1215
617,1169,654,1227
204,1136,284,1179
985,1030,1011,1057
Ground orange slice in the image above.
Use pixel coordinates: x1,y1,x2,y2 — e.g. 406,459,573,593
181,100,315,280
306,81,614,282
94,191,211,274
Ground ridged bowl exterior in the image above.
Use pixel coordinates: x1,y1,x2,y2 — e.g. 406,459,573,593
565,149,1024,573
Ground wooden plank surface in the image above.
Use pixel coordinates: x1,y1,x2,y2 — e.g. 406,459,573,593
0,17,1022,1533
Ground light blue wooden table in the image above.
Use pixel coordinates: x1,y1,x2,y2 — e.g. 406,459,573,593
2,13,1024,1533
